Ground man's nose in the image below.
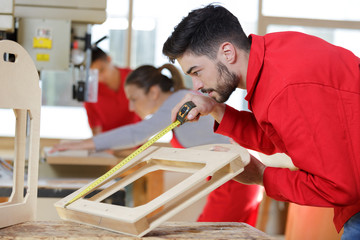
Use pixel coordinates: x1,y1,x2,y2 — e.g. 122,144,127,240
192,78,204,91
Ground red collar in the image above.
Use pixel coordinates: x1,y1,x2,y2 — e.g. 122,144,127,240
245,34,265,111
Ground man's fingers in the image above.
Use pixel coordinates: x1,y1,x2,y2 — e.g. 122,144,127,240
171,93,196,122
171,93,217,123
171,99,188,122
186,108,200,121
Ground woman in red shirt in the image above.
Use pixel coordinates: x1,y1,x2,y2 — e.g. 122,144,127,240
84,47,140,135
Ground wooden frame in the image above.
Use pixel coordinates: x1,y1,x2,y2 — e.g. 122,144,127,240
0,40,41,228
55,144,249,237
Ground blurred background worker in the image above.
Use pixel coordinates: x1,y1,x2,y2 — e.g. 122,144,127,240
84,45,141,136
51,64,262,226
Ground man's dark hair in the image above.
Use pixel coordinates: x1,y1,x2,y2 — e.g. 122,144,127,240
162,4,250,63
91,46,108,63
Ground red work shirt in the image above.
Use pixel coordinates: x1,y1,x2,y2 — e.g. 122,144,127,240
215,32,360,231
84,67,140,133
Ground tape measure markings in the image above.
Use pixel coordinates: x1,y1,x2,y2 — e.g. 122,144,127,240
64,120,181,207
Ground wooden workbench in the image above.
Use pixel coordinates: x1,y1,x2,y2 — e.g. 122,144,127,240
0,136,168,208
0,221,275,239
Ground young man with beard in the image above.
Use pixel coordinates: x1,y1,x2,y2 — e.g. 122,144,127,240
162,4,360,239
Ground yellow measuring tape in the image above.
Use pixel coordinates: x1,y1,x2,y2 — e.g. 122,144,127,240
65,120,180,207
64,101,196,207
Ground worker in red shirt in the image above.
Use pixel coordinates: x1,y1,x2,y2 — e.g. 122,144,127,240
84,46,140,135
163,4,360,239
51,64,262,226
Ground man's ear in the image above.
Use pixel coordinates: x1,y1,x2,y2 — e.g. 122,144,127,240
219,42,236,64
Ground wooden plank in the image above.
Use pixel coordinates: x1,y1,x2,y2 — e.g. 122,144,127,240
0,40,41,228
55,144,250,237
0,137,61,150
0,221,275,239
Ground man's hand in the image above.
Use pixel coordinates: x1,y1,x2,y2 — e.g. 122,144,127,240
171,93,226,123
233,154,266,186
210,141,266,186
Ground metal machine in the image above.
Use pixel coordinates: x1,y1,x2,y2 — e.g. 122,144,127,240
0,0,107,102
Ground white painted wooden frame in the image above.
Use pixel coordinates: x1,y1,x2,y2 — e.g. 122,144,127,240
0,40,41,228
55,144,249,237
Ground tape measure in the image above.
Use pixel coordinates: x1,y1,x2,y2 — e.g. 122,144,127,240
64,101,196,207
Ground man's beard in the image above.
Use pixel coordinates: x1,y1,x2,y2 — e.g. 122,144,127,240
201,62,239,103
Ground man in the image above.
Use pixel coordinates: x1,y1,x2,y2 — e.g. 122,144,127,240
162,4,360,239
84,47,140,135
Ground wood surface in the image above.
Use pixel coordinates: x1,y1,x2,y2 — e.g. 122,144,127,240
43,142,172,166
55,144,250,237
0,40,41,228
44,147,121,166
0,137,167,209
0,221,275,239
0,137,61,151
